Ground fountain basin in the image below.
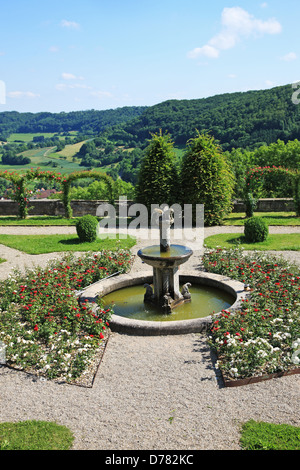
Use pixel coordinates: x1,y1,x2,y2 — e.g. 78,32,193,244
137,244,193,268
80,271,248,336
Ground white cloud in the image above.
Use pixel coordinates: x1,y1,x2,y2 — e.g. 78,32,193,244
261,2,268,8
61,72,84,80
220,7,281,36
188,7,282,59
49,46,59,53
62,72,76,80
281,52,297,62
187,45,219,59
56,83,91,91
60,20,80,30
7,91,40,99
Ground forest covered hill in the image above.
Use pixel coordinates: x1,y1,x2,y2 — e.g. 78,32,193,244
103,84,300,151
1,84,300,152
1,83,299,191
0,106,147,139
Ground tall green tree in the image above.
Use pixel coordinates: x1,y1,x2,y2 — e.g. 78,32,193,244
135,130,179,217
180,131,235,226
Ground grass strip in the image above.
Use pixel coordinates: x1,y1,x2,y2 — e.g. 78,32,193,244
224,212,300,226
0,233,136,254
204,233,300,251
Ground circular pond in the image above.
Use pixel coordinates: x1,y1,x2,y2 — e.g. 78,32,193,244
80,272,247,335
102,283,235,322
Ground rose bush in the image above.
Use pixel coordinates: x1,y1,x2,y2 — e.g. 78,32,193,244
0,249,132,381
203,246,300,380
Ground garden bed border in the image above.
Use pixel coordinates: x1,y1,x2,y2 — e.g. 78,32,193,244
220,366,300,388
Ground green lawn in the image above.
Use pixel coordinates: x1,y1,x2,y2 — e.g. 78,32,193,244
224,212,300,226
204,233,300,251
0,420,74,450
240,420,300,450
0,233,136,254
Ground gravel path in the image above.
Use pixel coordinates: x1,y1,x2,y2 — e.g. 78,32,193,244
0,225,299,450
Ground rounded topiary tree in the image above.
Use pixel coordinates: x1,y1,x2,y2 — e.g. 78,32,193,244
135,130,179,219
244,216,269,243
180,131,235,226
76,214,99,242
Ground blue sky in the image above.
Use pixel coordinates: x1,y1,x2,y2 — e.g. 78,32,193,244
0,0,299,113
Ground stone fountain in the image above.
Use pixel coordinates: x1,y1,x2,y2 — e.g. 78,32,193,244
137,206,193,314
80,203,246,335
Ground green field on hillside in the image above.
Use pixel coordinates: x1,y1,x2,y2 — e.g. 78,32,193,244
7,133,63,142
0,138,89,173
54,140,87,159
0,149,85,173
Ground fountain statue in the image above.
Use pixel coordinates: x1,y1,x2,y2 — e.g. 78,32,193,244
137,206,193,314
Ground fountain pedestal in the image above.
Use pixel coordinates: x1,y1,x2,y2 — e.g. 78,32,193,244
137,207,193,314
153,266,181,304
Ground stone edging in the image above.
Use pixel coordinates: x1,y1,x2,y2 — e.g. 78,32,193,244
80,270,248,336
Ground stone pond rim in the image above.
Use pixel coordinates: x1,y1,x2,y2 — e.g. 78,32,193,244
79,271,248,336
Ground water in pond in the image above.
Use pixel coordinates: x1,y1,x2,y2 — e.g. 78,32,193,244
102,284,235,322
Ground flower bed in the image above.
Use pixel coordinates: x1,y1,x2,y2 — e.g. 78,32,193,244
202,246,300,386
0,249,132,385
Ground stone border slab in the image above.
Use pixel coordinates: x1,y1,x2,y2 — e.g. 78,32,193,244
80,270,248,336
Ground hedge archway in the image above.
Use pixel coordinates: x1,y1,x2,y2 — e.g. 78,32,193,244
61,170,114,218
0,168,114,219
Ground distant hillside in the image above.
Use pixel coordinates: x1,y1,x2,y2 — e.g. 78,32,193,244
0,106,147,139
2,84,300,152
103,84,300,150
